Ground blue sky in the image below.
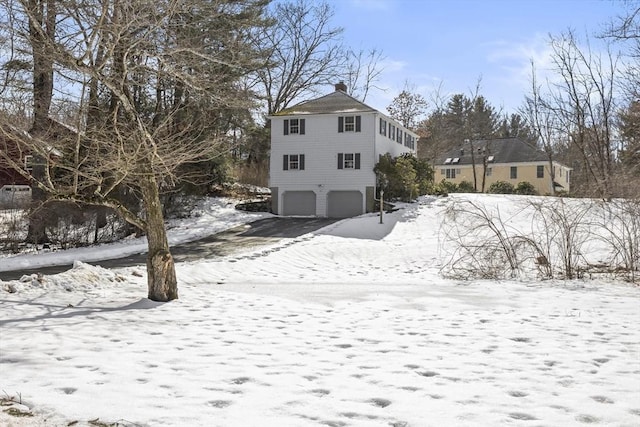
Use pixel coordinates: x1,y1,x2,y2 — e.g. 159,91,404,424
326,0,625,116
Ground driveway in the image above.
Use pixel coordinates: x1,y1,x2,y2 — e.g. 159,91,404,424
1,217,339,281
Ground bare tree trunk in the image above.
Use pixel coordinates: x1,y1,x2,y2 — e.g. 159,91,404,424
467,139,478,191
140,174,178,302
25,0,56,244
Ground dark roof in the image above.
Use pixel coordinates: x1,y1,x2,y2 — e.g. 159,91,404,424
436,138,549,165
273,90,377,116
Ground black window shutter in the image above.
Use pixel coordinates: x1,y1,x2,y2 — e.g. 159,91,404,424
283,155,289,170
355,116,361,132
337,153,344,169
300,154,305,170
284,120,289,135
300,119,305,135
355,153,361,169
338,117,344,133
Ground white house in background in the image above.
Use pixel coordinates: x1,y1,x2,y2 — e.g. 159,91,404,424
268,82,418,218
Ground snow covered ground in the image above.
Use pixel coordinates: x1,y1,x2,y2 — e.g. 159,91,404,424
0,194,638,426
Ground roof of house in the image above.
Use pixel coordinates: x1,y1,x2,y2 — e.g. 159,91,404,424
273,89,377,116
436,137,550,166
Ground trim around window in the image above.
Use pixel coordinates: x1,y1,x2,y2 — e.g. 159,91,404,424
283,118,305,135
337,152,361,169
283,154,305,170
338,115,361,133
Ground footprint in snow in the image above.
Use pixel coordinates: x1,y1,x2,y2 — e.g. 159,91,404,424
369,398,392,408
207,400,232,408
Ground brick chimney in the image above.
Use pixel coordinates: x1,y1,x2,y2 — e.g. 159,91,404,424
334,81,347,92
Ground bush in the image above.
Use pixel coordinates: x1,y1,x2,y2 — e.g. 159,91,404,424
488,181,515,194
515,181,537,195
374,153,434,201
433,179,458,196
456,180,476,193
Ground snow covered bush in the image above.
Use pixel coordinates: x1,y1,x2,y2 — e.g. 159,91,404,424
593,198,640,282
440,195,639,283
440,197,524,279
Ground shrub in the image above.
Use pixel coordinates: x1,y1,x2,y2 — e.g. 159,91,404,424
374,153,434,201
433,179,458,196
456,180,476,193
488,181,515,194
515,181,537,195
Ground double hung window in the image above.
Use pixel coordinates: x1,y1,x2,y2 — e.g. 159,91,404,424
283,118,305,135
283,154,305,170
337,153,361,169
338,115,361,132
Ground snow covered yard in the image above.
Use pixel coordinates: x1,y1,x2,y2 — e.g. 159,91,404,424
1,195,639,426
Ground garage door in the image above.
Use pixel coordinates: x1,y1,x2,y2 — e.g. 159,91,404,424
327,191,363,218
282,191,316,216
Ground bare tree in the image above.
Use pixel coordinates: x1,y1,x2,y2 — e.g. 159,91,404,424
386,83,428,130
602,2,639,100
252,0,344,115
521,60,562,195
343,47,385,103
0,0,269,301
547,30,620,198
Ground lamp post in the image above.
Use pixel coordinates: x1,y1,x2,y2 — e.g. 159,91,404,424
377,173,388,224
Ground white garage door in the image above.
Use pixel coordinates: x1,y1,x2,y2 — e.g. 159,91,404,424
282,191,316,216
327,191,363,218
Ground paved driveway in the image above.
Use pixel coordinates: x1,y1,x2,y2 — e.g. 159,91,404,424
1,217,338,281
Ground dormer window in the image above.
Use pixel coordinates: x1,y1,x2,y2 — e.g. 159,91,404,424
444,158,452,164
452,157,460,164
487,155,495,162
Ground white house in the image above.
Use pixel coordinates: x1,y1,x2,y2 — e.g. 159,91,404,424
269,83,418,218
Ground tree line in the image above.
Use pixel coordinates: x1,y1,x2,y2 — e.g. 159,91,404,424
385,3,639,200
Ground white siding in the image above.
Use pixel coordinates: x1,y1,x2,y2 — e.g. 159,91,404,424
270,111,416,217
373,113,416,159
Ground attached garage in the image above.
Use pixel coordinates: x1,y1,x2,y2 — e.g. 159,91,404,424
327,190,363,218
282,191,316,216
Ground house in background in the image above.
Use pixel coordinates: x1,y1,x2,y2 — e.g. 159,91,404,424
0,124,33,207
435,138,572,194
269,82,418,218
0,118,70,207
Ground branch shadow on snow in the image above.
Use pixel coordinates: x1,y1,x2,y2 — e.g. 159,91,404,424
0,297,163,326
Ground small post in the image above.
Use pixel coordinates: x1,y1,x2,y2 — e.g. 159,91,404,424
379,188,384,224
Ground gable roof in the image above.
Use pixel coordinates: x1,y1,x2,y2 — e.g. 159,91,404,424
273,90,377,116
436,138,550,165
